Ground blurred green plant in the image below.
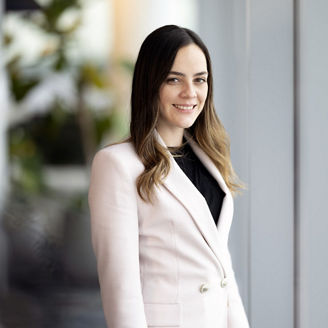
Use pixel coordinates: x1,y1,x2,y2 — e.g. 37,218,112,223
4,0,132,196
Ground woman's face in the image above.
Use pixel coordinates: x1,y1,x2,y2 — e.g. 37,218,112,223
157,43,208,140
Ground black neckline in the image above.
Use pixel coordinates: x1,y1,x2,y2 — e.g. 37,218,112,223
167,138,189,156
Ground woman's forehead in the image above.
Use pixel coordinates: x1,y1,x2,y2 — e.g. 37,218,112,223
170,44,207,74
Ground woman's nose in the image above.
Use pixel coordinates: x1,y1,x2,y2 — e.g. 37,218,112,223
180,82,196,98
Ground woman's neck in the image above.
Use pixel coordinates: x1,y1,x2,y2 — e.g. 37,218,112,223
156,126,184,147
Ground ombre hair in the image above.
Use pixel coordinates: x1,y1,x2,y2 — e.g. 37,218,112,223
129,25,243,202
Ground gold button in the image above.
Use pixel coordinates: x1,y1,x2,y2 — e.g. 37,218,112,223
199,283,209,293
221,278,228,288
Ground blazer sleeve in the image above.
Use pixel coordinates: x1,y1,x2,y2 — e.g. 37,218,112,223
88,148,148,328
223,245,250,328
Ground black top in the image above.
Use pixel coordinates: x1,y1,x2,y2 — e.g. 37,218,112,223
168,141,226,225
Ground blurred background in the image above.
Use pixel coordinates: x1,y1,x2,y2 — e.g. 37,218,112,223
0,0,327,327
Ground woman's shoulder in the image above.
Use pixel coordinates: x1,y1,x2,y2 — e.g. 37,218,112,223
98,140,137,158
91,140,144,174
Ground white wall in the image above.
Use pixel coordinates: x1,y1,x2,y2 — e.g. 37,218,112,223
297,0,328,327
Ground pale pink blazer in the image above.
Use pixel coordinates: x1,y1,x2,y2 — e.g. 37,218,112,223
88,130,250,328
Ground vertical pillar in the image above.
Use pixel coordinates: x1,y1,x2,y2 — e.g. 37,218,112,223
0,0,9,296
297,0,328,326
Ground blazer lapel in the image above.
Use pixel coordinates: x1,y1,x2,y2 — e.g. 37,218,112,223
185,133,234,245
154,130,233,270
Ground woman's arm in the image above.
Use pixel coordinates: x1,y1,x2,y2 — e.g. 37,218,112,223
88,148,147,328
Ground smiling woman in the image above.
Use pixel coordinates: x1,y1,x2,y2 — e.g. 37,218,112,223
88,25,250,328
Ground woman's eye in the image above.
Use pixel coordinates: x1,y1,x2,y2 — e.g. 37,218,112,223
195,78,207,83
166,77,179,84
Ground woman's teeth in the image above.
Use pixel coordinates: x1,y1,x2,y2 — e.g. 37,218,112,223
173,104,195,110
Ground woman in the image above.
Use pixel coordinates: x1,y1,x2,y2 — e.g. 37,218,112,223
88,25,250,328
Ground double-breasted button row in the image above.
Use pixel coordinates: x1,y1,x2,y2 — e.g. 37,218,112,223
199,278,229,293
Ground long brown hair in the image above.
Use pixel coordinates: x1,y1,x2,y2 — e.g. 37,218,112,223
129,25,243,202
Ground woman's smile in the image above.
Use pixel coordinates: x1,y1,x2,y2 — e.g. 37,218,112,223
172,104,197,112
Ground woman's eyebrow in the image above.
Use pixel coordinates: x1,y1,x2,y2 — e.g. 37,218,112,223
168,71,208,77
